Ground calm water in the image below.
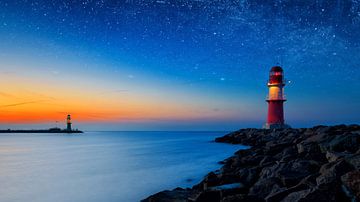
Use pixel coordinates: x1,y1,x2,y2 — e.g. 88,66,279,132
0,131,244,202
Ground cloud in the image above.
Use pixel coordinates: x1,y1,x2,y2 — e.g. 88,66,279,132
0,91,17,98
0,100,52,108
97,89,129,95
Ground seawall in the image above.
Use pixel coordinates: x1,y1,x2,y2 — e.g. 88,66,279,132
143,124,360,202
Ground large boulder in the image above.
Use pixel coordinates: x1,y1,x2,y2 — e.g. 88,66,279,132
141,188,192,202
316,160,353,185
258,160,320,188
323,134,360,153
341,171,360,200
248,177,284,198
278,160,320,187
345,153,360,169
236,166,260,186
193,190,221,202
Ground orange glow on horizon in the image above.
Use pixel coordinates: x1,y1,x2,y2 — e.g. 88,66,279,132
0,67,253,126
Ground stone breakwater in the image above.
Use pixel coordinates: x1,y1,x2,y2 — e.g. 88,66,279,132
142,124,360,202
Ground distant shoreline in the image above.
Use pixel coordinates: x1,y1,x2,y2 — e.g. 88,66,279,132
0,129,83,133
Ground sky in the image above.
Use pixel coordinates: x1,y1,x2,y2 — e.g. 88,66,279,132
0,0,359,131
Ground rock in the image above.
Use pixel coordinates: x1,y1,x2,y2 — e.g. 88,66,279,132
281,189,311,202
259,155,276,166
257,160,320,188
236,166,260,186
264,142,292,156
316,160,353,185
144,125,360,202
278,160,320,187
326,151,349,162
141,188,192,202
325,134,360,153
281,181,348,202
313,125,331,134
249,177,284,198
277,146,298,162
296,142,326,162
222,194,265,202
265,182,309,202
341,171,360,200
345,153,360,169
193,190,221,202
200,172,220,190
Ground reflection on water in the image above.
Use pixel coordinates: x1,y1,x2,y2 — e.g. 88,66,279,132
0,131,244,202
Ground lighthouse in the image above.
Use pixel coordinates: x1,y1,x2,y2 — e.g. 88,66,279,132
264,66,290,129
67,114,72,131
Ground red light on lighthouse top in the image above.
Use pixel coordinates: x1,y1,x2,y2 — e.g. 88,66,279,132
269,66,285,85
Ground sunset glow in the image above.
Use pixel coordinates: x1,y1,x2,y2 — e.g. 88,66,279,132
0,1,359,130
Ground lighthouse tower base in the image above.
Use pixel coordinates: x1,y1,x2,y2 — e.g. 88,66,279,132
263,123,291,129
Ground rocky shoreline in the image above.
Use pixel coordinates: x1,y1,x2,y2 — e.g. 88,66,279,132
142,124,360,202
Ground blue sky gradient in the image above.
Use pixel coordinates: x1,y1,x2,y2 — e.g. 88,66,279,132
0,0,359,130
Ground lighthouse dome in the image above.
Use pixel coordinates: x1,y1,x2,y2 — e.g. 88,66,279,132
270,66,283,72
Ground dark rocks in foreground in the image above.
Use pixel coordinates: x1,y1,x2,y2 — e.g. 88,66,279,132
142,124,360,202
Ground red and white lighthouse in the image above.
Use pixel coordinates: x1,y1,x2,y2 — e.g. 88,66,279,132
264,66,290,129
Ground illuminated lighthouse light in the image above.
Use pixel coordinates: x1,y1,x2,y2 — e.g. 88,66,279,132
264,66,291,129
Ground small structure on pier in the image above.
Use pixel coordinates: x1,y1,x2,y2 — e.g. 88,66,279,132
67,114,72,131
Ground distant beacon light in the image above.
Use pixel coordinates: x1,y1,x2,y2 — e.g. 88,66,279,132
264,66,290,129
67,114,72,131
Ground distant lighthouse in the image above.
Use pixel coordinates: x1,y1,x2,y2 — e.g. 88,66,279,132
67,114,72,131
264,66,290,129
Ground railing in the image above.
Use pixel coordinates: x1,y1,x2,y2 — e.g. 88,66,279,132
266,95,286,100
267,78,287,85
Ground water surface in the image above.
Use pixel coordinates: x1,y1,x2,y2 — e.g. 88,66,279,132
0,131,244,202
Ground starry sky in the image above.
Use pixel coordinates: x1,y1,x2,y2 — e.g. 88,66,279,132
0,0,359,131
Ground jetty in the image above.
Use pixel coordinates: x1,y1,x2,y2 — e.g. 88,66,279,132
0,114,83,133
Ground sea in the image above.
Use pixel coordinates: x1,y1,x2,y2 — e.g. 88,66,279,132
0,131,245,202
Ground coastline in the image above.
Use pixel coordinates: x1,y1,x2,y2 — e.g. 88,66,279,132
0,129,83,133
143,124,360,202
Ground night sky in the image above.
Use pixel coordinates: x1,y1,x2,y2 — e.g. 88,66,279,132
0,0,359,130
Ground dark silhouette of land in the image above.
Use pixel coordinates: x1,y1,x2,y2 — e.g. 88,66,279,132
143,124,360,202
0,128,83,133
